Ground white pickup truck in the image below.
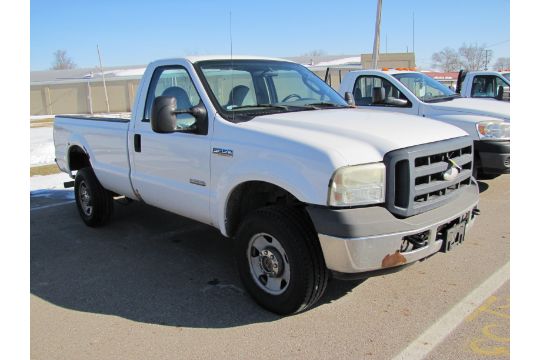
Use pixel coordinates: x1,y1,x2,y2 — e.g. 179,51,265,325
54,56,479,314
456,70,510,101
339,69,510,177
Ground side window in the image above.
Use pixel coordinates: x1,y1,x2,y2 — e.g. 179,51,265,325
144,67,202,130
204,70,257,109
471,75,507,98
353,76,409,107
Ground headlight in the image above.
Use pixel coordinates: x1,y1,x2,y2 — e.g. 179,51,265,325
328,163,386,206
476,121,510,140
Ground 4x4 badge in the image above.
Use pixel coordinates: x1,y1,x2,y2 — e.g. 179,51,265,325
212,148,233,157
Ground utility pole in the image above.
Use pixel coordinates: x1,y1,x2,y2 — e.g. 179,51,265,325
412,12,415,54
484,49,492,70
97,44,110,113
371,0,383,69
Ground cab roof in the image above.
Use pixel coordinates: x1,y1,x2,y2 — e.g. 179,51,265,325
160,55,293,64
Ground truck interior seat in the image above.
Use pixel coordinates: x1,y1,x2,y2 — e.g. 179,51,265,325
485,82,494,97
353,90,373,106
471,82,481,96
162,86,192,109
227,85,250,107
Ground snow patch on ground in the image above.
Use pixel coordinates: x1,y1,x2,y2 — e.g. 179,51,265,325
31,127,55,166
30,172,72,191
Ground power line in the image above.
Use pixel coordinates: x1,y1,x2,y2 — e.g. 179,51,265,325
486,39,509,48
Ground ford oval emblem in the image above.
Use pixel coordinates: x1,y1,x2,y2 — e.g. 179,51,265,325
443,166,459,181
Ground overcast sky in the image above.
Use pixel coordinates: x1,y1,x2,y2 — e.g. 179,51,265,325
30,0,510,71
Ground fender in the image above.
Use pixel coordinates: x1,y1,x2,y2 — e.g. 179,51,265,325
212,158,336,237
66,133,94,173
427,113,507,141
66,130,137,199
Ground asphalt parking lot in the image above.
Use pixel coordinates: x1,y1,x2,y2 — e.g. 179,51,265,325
30,175,509,360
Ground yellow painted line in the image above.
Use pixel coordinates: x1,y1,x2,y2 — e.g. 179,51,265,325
466,296,509,321
470,323,510,356
391,262,510,360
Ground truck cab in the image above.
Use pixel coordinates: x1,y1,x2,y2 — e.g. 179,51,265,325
339,69,510,176
456,70,510,101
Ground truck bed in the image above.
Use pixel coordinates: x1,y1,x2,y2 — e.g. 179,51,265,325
54,113,135,198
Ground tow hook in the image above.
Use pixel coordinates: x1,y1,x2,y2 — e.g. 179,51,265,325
401,230,430,252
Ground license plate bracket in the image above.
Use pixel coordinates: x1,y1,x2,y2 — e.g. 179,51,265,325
441,220,467,252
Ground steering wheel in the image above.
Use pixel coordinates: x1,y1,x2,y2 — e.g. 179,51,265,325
281,94,302,102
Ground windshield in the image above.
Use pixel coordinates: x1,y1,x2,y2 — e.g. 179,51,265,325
195,60,348,121
393,72,457,102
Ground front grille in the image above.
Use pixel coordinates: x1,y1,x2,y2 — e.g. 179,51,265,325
384,137,473,217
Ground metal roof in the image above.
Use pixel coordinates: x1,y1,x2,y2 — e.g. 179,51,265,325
30,55,362,85
30,64,147,85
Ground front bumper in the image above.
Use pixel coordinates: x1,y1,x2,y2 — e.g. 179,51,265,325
475,140,510,174
307,185,479,275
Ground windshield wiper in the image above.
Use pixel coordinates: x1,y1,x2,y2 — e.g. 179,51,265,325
229,104,289,111
302,102,347,109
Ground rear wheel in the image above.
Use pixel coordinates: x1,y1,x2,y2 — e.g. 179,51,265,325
74,167,114,227
235,205,329,315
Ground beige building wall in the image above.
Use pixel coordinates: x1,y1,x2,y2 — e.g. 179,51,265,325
30,53,415,116
361,52,416,69
30,79,141,116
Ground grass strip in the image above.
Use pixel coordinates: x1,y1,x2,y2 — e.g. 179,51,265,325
31,164,61,176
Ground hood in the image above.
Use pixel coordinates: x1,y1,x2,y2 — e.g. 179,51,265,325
239,108,468,165
427,98,510,121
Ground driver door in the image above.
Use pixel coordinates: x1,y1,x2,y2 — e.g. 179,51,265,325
130,66,211,225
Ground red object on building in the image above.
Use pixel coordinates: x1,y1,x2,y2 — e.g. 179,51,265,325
422,71,459,81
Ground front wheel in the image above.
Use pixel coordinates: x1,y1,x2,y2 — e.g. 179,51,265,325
235,206,329,315
74,167,114,227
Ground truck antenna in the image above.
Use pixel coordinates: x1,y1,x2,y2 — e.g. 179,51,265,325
230,10,234,122
96,44,110,113
229,10,233,61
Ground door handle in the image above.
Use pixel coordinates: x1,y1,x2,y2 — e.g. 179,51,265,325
134,134,141,152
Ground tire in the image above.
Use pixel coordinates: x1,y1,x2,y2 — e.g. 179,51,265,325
235,205,329,315
74,167,114,227
472,154,481,179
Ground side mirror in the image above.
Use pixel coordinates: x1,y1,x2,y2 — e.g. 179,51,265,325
151,96,208,133
151,96,177,133
344,92,356,107
372,87,386,104
496,85,510,101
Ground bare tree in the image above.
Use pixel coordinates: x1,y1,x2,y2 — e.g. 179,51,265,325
51,50,76,70
458,43,491,71
431,47,461,72
302,49,327,57
492,57,510,71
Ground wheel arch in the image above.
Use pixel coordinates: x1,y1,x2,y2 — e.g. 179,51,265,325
224,180,307,238
67,145,91,172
